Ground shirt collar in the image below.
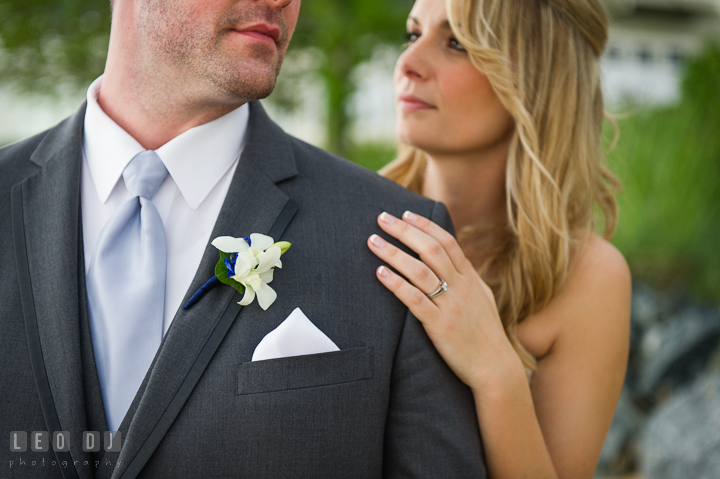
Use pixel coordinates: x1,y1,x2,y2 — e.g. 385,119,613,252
83,75,249,210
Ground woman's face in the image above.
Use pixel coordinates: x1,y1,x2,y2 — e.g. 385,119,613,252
394,0,514,157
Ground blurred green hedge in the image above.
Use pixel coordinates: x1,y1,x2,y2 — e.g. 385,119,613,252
0,0,110,92
607,43,720,301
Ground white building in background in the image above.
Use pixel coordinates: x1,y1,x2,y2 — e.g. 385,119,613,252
601,0,720,106
2,0,720,146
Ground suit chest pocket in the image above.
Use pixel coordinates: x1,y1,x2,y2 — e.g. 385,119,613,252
236,347,373,395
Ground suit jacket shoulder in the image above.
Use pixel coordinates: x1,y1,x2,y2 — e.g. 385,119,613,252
290,136,432,205
284,135,454,238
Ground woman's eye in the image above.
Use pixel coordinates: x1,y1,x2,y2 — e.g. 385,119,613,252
449,37,467,52
404,31,420,44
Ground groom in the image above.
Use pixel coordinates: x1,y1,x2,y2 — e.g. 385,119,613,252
0,0,486,478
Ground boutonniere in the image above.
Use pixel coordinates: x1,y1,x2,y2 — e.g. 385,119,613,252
184,233,291,311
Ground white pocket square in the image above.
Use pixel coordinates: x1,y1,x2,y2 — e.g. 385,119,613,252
251,307,340,362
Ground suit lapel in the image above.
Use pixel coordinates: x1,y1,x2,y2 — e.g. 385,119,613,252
110,102,299,479
12,104,94,479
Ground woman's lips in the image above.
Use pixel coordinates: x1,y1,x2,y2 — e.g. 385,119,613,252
398,95,435,112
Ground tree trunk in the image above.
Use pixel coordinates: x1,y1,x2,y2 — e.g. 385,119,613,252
323,45,355,158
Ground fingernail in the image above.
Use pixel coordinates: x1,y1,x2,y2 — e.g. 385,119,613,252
378,266,390,278
380,212,396,224
370,234,386,248
403,211,418,221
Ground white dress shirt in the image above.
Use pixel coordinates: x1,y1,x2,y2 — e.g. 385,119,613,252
82,76,249,335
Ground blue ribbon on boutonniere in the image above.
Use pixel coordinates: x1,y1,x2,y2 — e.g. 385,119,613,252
184,234,291,311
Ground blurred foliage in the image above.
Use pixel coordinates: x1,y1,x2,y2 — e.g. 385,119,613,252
0,0,111,93
606,43,720,301
279,0,411,156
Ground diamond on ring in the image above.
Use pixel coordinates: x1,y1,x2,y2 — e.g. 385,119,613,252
427,279,448,299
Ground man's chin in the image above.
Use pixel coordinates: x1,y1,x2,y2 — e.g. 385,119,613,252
207,63,279,102
238,81,276,102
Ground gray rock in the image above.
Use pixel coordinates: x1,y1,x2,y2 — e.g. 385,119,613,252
632,284,662,330
597,388,646,474
641,373,720,479
637,308,720,399
625,282,675,395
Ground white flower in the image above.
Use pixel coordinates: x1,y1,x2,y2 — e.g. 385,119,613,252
211,233,286,310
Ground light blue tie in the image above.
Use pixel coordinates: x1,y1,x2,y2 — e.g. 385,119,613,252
87,150,168,433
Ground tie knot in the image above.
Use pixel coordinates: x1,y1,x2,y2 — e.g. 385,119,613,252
123,151,168,199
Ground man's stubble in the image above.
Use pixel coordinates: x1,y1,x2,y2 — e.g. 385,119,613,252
137,0,290,105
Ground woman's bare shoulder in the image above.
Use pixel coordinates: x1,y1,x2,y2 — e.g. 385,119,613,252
517,234,631,360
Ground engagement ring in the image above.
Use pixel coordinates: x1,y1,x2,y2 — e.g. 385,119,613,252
427,279,448,299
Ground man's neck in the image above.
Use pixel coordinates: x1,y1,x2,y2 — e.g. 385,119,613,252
421,141,509,234
97,61,244,151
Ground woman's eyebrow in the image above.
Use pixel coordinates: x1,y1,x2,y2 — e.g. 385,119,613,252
408,16,452,30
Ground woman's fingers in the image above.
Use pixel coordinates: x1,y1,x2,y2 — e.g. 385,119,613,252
376,265,439,323
368,234,447,296
400,210,475,275
376,212,463,281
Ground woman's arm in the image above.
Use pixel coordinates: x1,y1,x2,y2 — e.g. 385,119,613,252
515,235,631,478
368,211,630,479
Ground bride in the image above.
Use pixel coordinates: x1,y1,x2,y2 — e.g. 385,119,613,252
367,0,631,477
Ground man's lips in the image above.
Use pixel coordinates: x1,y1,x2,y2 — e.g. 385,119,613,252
232,23,281,46
398,94,435,112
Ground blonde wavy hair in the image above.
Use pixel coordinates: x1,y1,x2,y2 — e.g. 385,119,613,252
380,0,621,370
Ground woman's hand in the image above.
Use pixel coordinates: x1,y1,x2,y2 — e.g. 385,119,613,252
369,211,632,479
367,210,525,388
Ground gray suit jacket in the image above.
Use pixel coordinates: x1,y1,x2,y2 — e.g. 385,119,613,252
0,101,486,478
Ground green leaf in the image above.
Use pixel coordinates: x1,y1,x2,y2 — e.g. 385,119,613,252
227,281,245,295
214,252,245,294
215,252,230,283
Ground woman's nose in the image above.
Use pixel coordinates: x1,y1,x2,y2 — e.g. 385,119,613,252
396,42,430,81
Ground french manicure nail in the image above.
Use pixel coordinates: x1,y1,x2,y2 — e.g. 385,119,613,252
370,234,386,248
380,212,396,224
403,211,418,221
378,266,390,278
